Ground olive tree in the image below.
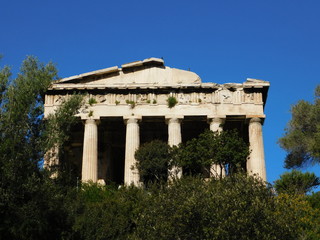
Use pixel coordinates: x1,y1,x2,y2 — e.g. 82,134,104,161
0,56,83,239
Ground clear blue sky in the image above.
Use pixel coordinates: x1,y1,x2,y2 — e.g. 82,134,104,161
1,0,319,184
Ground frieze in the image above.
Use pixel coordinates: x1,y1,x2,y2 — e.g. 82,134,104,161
46,88,263,107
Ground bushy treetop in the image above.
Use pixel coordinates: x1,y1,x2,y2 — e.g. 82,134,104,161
279,85,320,168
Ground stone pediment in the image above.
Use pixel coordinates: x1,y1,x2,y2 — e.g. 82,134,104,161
54,57,201,88
50,58,270,92
45,58,269,186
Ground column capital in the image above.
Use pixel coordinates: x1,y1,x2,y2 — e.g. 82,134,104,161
165,114,184,119
249,117,262,124
81,115,100,120
207,115,226,119
246,115,265,124
207,115,226,124
84,118,100,125
123,115,142,125
165,115,184,124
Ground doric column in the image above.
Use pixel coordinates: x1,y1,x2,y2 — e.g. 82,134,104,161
81,119,99,182
247,117,266,181
208,117,224,133
124,116,141,186
166,115,183,179
208,116,226,178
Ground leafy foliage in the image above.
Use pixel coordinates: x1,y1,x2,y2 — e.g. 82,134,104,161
126,99,135,108
274,170,320,195
134,174,295,240
44,93,83,184
45,94,83,151
275,193,320,240
72,183,146,240
278,85,320,168
0,65,10,106
62,175,320,240
172,129,249,177
0,56,83,239
167,96,178,108
135,140,171,185
307,191,320,210
1,56,320,239
63,175,320,240
0,56,60,239
88,97,97,106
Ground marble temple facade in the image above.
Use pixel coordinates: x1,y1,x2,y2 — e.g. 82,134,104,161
44,58,269,185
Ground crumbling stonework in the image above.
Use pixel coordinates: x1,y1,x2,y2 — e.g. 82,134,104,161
44,57,269,185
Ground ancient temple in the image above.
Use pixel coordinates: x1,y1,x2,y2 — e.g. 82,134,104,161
44,57,269,185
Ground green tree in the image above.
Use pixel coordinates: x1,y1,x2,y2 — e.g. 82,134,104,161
0,56,83,239
274,170,320,195
278,85,320,168
72,183,146,240
69,176,320,240
275,193,320,240
44,93,83,185
135,140,171,185
307,191,320,210
134,174,295,240
172,129,249,177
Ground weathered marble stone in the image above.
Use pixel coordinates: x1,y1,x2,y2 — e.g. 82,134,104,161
208,116,226,178
44,57,269,184
247,117,267,180
82,119,98,182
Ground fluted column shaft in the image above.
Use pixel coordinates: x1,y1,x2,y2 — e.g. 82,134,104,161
247,117,266,181
168,118,182,146
124,117,140,185
82,119,98,182
208,117,225,178
166,116,183,179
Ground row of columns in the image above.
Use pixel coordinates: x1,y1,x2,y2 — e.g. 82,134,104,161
80,116,266,185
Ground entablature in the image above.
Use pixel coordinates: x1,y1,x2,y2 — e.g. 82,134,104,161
44,58,270,121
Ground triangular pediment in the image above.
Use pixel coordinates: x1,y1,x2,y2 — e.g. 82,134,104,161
53,58,202,88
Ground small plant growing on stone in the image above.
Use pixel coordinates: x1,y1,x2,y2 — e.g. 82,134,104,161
153,99,157,104
115,100,120,105
126,100,135,108
167,96,178,108
146,100,151,104
88,110,94,117
88,97,97,106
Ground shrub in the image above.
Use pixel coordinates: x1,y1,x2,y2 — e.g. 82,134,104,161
135,140,171,185
167,96,178,108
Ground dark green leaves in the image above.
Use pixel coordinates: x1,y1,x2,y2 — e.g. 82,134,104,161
172,129,249,177
274,170,320,195
0,56,83,239
135,140,171,185
279,85,320,168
